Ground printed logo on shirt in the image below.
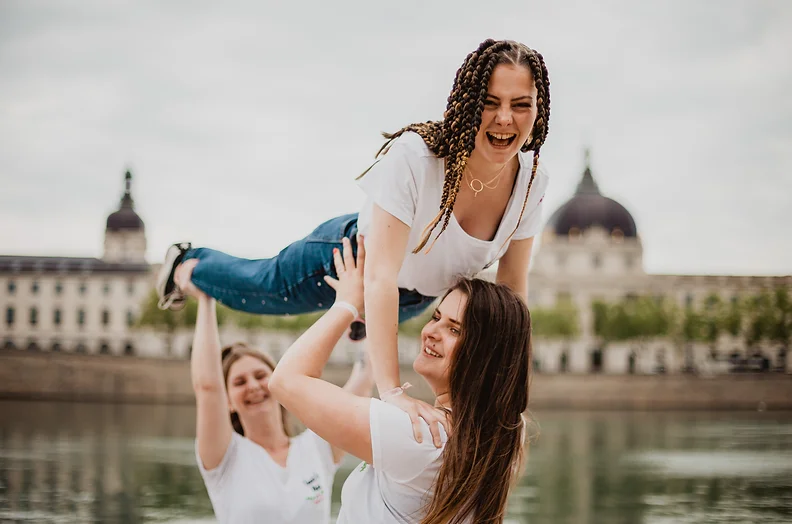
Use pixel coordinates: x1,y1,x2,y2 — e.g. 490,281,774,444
304,473,325,505
358,462,369,473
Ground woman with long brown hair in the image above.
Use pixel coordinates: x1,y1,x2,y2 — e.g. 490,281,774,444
180,264,374,524
270,237,532,523
157,38,549,445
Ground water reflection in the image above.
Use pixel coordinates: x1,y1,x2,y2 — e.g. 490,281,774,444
0,403,790,523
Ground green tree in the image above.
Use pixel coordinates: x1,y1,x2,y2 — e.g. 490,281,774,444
531,299,580,339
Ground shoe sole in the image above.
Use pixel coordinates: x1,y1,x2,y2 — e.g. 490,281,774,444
156,243,190,310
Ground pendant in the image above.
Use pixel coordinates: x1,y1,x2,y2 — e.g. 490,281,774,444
469,178,484,197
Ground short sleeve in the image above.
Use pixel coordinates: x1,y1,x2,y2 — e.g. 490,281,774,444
196,432,240,492
370,398,446,484
302,430,340,480
512,162,550,240
356,137,423,227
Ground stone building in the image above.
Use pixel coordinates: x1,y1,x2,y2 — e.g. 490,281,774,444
525,152,791,374
0,172,151,355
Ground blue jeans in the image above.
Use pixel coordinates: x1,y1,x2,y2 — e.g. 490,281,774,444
183,214,436,322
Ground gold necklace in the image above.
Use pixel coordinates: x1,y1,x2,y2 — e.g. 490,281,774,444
465,162,511,197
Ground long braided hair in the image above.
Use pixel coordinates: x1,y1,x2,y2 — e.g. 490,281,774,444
365,39,550,254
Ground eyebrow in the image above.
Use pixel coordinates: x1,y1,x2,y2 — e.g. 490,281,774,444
486,94,534,101
435,308,461,326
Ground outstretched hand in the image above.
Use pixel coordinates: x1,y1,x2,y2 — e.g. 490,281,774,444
173,259,207,300
322,236,365,314
385,392,450,448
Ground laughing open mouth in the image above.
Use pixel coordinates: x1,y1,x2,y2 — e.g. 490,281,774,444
486,132,517,147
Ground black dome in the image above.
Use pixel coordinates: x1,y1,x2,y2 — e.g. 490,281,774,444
547,161,637,238
106,171,145,232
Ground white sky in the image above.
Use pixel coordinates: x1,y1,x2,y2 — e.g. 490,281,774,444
1,0,790,276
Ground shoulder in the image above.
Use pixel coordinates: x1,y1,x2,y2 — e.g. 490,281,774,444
389,131,437,160
518,150,550,180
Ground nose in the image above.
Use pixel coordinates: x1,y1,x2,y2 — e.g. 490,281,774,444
494,104,513,126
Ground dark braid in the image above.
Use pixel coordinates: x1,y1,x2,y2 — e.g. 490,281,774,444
366,39,551,254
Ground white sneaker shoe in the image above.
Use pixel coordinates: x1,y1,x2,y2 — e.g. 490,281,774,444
156,242,191,311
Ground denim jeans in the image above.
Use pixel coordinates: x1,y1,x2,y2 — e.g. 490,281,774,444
183,213,436,322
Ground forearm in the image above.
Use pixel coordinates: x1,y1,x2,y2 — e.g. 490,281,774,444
273,307,353,381
364,277,402,396
342,351,375,397
190,296,225,391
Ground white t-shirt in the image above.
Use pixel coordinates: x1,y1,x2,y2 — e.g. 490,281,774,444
197,430,338,524
336,398,453,524
356,132,550,297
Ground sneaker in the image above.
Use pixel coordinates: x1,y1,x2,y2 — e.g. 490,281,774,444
156,242,191,311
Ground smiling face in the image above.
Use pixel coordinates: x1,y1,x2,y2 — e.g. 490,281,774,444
413,289,468,394
226,355,278,420
472,63,538,166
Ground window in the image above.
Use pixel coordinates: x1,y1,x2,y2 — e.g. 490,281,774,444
592,253,602,269
126,311,135,327
127,281,135,296
75,342,87,354
54,309,62,326
124,343,135,356
51,341,62,352
5,307,14,326
7,281,16,294
611,228,624,243
79,282,87,295
685,293,694,308
103,281,111,295
77,309,86,327
99,342,111,354
3,339,16,351
30,307,38,326
27,341,40,352
31,281,39,294
55,281,63,295
102,310,110,327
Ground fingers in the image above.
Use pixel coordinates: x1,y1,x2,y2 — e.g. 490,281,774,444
342,237,355,272
356,235,366,273
419,407,447,448
332,246,345,275
322,275,338,290
408,410,424,444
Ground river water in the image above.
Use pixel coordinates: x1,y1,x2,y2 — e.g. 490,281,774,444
0,401,790,523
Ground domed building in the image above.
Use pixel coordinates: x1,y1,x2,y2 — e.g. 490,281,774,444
0,171,152,356
527,151,790,375
104,171,147,263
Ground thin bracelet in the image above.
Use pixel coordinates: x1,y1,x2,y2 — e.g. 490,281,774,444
332,301,359,320
381,382,412,402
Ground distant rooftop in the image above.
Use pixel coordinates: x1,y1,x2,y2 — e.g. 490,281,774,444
0,255,149,275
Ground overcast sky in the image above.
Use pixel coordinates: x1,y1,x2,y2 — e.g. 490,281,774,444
1,0,790,276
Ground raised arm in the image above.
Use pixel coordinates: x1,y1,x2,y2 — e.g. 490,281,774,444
364,206,449,446
269,237,374,463
178,260,233,470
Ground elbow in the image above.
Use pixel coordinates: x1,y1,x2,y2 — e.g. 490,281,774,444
192,380,223,396
268,368,288,401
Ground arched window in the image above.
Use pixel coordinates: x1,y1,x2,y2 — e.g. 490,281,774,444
75,342,87,354
27,341,40,352
51,341,62,352
124,343,135,356
99,342,111,355
3,339,16,351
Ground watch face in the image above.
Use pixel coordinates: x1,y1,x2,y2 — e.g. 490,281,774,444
349,320,367,341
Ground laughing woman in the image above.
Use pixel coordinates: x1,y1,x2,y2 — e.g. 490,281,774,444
270,237,532,523
179,264,374,524
158,38,549,443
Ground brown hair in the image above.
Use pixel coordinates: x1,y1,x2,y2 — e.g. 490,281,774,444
365,39,550,254
221,342,294,437
422,278,532,524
